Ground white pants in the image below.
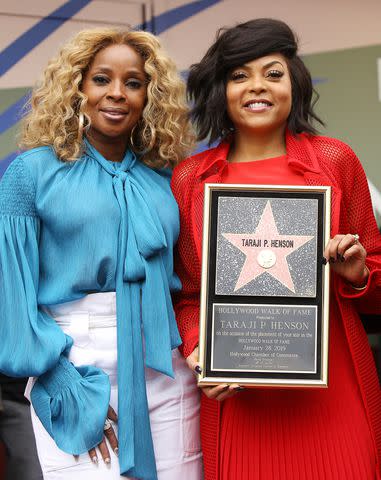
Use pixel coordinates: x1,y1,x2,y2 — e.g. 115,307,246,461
29,292,203,479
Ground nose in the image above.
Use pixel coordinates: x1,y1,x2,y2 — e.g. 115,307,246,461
106,80,126,101
248,75,266,93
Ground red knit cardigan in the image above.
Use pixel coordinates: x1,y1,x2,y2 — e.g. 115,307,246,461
171,132,381,480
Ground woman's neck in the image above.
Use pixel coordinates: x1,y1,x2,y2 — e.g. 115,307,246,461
228,128,286,163
86,133,128,163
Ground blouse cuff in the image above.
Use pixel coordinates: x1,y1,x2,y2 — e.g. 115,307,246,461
31,355,111,454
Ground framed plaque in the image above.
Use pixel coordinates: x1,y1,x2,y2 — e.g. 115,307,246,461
198,184,331,387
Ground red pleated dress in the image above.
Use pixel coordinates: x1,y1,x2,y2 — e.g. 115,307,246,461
218,155,376,479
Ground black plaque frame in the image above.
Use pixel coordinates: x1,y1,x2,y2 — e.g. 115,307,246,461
198,184,331,387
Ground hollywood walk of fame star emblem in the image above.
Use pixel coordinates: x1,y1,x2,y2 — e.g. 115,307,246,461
222,201,314,293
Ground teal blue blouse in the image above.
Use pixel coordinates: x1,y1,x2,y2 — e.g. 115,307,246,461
0,140,182,480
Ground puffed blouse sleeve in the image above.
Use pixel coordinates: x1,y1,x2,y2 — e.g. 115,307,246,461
0,156,110,454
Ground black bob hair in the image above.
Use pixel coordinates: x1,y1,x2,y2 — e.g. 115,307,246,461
187,18,324,144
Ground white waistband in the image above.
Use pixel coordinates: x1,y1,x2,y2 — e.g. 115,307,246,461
42,292,117,328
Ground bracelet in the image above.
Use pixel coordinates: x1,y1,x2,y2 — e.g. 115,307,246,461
351,284,367,291
350,265,370,290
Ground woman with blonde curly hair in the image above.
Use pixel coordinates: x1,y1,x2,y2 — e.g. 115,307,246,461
0,28,202,480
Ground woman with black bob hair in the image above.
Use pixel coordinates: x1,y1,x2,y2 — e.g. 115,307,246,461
172,18,381,479
188,18,322,143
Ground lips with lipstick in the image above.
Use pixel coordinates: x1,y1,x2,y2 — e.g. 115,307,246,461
244,99,273,111
100,107,129,121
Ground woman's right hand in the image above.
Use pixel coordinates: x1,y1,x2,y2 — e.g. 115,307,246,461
87,405,118,464
186,347,244,401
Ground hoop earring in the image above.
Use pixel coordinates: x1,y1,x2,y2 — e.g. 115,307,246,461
130,123,140,151
221,125,235,139
77,112,85,143
130,119,152,154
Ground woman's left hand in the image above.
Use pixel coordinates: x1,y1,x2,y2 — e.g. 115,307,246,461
186,347,243,401
324,233,369,287
87,405,118,465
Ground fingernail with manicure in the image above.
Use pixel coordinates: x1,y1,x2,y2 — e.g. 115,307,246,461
104,457,111,465
195,366,202,374
91,456,98,465
234,386,245,391
329,257,336,263
114,448,119,457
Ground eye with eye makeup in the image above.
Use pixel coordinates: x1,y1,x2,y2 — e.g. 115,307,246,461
91,75,144,90
266,69,284,79
92,75,109,85
125,79,144,90
229,70,248,82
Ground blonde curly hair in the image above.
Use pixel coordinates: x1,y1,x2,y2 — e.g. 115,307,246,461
20,28,194,168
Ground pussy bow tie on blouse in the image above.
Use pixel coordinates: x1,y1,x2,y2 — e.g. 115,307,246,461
85,140,181,480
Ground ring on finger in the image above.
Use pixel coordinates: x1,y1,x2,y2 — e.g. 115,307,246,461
352,233,360,244
104,419,112,431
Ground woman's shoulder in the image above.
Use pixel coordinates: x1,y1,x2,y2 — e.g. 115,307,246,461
173,144,225,181
171,151,206,199
6,146,58,178
173,151,206,175
0,149,55,214
1,146,75,201
18,145,60,168
18,145,55,159
1,147,52,186
20,146,76,182
151,166,172,182
307,134,358,163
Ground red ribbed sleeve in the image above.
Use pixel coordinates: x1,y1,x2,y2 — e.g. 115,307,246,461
171,157,203,358
312,137,381,308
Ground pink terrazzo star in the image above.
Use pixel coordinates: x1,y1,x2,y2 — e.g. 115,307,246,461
222,201,314,293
